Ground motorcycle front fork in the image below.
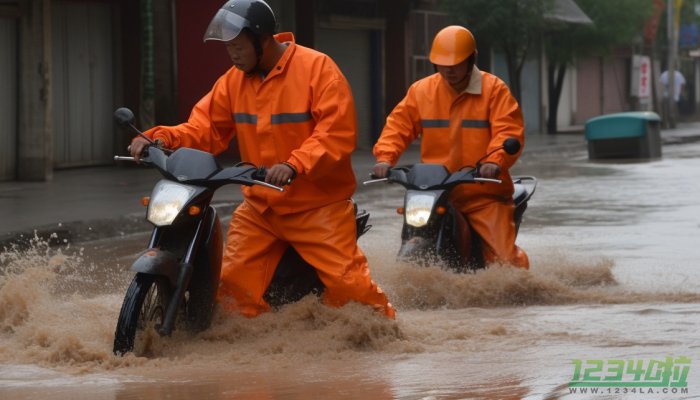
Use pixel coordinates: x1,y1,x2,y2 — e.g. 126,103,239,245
146,216,210,336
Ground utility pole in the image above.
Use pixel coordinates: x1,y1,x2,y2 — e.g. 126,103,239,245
666,0,682,128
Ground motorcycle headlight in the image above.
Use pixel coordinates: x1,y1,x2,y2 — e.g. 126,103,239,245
147,181,196,226
404,192,437,227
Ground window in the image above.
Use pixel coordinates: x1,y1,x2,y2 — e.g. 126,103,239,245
410,9,447,81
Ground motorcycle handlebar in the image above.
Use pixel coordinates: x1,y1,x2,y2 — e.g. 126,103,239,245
251,179,285,192
114,152,285,192
250,165,292,187
363,176,389,185
473,177,502,184
362,167,502,188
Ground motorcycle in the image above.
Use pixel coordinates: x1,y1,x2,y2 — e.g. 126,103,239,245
364,138,536,272
111,108,370,356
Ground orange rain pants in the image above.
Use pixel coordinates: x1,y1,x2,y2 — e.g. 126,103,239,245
217,200,396,319
450,195,529,269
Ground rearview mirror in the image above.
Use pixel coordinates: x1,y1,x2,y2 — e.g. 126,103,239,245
113,107,155,145
114,107,135,128
503,138,521,155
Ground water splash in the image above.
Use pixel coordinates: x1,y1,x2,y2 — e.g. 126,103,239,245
376,251,614,310
0,236,698,374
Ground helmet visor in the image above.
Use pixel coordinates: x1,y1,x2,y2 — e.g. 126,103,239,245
203,8,250,42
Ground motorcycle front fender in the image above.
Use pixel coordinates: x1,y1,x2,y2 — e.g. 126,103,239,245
397,236,433,261
355,208,371,238
130,248,179,286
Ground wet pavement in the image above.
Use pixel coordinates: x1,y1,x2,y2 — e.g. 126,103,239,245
2,121,700,400
1,122,698,248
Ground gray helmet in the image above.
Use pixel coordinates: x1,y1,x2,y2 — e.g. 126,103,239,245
203,0,276,42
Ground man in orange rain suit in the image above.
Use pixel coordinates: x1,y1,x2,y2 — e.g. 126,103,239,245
129,0,395,319
371,25,528,269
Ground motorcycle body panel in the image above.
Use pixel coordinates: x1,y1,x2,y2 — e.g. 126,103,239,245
389,162,536,272
114,110,376,355
186,206,223,330
115,141,372,354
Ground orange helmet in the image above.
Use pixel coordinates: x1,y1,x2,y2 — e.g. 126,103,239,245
429,26,476,66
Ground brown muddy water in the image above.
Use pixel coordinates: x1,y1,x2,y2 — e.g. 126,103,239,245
1,139,699,399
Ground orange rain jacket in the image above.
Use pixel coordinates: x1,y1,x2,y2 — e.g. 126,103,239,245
143,33,396,316
144,32,357,215
373,66,525,202
374,66,528,268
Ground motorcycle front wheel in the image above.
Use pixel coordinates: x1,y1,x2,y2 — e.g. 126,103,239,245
113,273,172,356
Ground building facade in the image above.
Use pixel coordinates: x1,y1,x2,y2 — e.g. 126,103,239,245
1,0,452,181
4,0,687,182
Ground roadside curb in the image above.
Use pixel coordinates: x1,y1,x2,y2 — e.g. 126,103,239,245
1,214,148,250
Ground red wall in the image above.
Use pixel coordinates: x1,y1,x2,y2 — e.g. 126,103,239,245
175,1,232,120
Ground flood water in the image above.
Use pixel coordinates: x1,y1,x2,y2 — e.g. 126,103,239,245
1,136,699,399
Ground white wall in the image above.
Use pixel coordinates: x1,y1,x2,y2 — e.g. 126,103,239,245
52,0,116,167
315,28,373,149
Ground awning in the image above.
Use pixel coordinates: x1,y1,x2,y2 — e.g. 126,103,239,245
545,0,593,25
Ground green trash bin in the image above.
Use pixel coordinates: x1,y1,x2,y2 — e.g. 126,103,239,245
584,112,662,159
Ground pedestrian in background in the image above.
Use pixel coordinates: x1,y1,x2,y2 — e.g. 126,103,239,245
660,68,686,128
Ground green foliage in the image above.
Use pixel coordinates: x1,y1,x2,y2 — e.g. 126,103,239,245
441,0,653,66
439,0,654,109
440,0,555,100
546,0,653,65
440,0,554,59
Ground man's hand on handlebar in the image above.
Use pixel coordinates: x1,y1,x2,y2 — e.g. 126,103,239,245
128,137,152,162
266,163,296,186
128,137,167,162
478,162,501,179
371,162,391,179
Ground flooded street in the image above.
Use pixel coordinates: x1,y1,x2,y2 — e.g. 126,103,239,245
1,136,699,399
